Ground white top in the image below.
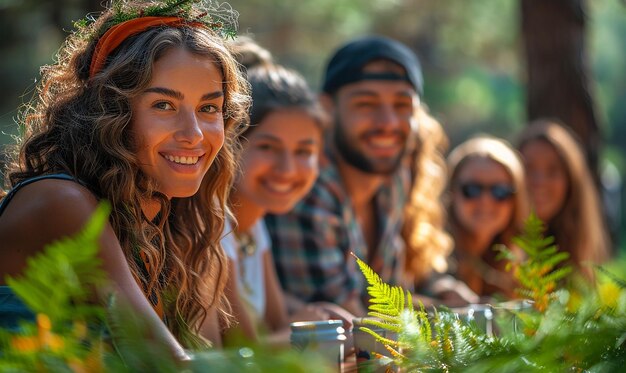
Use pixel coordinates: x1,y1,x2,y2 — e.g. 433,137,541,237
222,219,270,320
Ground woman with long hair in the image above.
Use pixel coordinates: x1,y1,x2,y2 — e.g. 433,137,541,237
0,0,249,359
518,119,611,280
446,136,529,298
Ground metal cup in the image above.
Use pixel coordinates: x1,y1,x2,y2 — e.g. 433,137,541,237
450,303,494,336
491,299,534,335
352,317,398,373
290,320,346,368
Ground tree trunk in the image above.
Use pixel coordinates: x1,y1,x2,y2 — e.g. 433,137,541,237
520,0,600,178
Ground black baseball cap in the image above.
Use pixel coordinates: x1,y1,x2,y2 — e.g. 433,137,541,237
321,35,423,96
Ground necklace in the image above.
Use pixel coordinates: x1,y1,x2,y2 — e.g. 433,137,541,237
236,230,257,296
238,231,257,257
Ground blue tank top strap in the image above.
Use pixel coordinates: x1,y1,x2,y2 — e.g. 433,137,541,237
0,286,35,331
0,173,77,217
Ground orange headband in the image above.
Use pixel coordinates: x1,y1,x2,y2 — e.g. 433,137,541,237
89,16,203,78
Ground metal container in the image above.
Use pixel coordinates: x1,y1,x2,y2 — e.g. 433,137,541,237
352,317,398,373
290,320,346,368
450,303,495,336
491,299,534,335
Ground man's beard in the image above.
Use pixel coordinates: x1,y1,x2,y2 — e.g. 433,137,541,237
333,120,406,175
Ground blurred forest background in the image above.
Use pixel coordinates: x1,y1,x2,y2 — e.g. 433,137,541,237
0,0,625,250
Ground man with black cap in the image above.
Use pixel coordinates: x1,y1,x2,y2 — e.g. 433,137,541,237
265,36,423,315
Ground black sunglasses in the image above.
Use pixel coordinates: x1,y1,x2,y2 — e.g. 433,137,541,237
458,182,515,202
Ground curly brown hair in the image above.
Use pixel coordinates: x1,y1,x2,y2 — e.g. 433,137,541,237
4,3,250,348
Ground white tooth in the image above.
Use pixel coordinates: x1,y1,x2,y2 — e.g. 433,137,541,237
268,182,292,192
164,154,200,164
371,138,395,147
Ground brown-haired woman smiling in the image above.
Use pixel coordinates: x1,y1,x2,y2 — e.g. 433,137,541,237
0,0,250,359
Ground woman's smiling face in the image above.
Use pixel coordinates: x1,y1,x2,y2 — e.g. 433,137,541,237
237,109,322,214
453,157,515,240
131,47,225,198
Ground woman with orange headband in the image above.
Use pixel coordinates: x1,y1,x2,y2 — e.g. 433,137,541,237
0,0,249,360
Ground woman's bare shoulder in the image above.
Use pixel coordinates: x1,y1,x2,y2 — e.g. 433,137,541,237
0,178,102,256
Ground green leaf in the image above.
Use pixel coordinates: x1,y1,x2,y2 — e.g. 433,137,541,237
6,202,111,322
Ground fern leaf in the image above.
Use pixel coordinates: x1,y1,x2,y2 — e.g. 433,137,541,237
361,318,402,334
406,291,414,312
359,327,400,347
536,245,558,258
6,202,111,322
542,251,570,269
352,253,405,318
543,266,573,284
366,312,402,325
383,344,405,359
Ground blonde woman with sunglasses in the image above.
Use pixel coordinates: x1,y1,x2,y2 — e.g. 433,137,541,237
445,136,530,298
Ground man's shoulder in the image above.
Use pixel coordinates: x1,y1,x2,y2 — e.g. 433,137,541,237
265,163,348,230
305,162,348,207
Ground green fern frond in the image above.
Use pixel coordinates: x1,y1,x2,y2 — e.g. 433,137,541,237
366,312,402,326
542,251,570,268
416,310,432,343
498,211,573,312
352,252,421,368
359,327,400,347
353,253,413,316
543,266,573,284
6,202,111,322
536,245,558,259
361,318,402,334
383,344,405,359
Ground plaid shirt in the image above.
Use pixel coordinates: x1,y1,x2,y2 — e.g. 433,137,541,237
264,157,407,306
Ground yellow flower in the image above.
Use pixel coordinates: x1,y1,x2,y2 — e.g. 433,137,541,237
10,313,65,353
10,335,39,352
37,313,65,351
598,281,622,310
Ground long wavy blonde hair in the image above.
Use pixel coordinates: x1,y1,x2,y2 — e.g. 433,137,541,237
402,107,453,285
518,119,610,279
4,4,250,347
